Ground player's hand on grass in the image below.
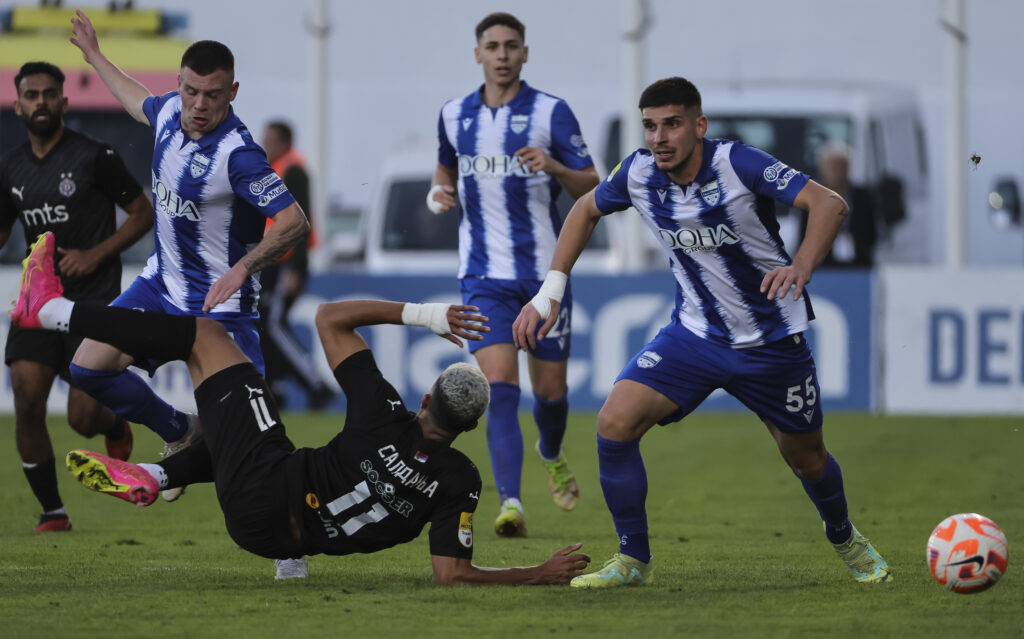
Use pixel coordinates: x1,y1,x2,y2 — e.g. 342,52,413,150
442,304,489,348
57,246,103,279
69,10,102,62
760,263,812,301
537,543,590,584
512,299,560,352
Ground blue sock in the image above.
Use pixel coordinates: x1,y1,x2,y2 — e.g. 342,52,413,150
533,393,568,460
800,452,852,544
69,364,189,443
597,434,651,563
486,382,522,504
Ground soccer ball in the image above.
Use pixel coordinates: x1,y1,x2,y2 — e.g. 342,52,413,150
927,513,1009,593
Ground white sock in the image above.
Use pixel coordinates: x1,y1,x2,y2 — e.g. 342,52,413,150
502,497,523,511
38,298,74,332
137,463,168,489
44,507,67,516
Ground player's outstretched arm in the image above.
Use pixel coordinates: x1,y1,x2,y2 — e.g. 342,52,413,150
315,299,488,368
512,189,602,351
761,180,848,301
203,203,309,312
430,543,590,586
69,10,153,125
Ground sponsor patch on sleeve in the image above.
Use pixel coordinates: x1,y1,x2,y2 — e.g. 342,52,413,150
458,512,474,548
257,183,289,207
249,172,282,196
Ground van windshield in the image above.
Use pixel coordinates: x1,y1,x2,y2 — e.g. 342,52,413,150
706,115,853,178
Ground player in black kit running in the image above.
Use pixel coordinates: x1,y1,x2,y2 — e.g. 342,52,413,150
12,233,589,585
0,62,152,532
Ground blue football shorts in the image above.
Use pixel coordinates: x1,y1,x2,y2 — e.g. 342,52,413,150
459,276,572,362
112,276,265,375
617,320,823,433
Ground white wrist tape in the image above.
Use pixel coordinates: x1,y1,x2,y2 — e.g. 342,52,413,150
401,302,450,336
528,271,568,320
425,184,445,215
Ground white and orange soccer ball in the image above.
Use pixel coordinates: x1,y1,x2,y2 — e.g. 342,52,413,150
927,513,1009,594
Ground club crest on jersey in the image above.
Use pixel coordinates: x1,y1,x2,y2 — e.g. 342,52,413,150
459,512,474,548
189,153,211,179
637,350,662,369
509,114,529,134
58,173,76,198
698,180,721,207
570,134,590,158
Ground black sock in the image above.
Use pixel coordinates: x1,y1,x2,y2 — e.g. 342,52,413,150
69,302,197,362
158,440,214,488
23,458,62,512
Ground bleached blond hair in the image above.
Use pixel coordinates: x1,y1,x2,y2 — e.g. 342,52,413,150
430,363,489,434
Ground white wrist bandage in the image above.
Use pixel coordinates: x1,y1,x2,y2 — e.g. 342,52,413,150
401,302,450,335
528,271,568,320
425,184,445,215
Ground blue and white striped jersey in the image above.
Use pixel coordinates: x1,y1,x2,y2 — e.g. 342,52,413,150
595,139,812,348
141,92,295,316
437,81,593,281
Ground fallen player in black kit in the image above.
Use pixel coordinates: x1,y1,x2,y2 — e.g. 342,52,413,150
12,232,590,585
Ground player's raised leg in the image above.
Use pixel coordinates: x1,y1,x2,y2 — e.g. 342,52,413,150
570,380,672,588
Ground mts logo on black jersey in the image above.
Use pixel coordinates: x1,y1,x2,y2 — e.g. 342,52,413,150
21,202,69,226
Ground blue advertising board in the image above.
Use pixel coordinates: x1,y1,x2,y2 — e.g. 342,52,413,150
284,270,874,414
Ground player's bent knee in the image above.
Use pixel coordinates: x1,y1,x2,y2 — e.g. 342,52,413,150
596,405,647,442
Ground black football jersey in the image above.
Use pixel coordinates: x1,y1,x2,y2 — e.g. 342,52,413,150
0,128,144,301
288,350,482,559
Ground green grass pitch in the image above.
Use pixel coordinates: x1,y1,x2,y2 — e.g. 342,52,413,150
1,412,1020,637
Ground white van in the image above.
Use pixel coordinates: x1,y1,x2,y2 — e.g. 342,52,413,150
604,81,930,264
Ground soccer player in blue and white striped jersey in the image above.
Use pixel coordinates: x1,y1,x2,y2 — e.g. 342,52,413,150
428,13,599,538
66,12,309,494
514,77,891,587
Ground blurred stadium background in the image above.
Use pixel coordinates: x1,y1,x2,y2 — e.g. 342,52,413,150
1,0,1021,418
0,4,1021,635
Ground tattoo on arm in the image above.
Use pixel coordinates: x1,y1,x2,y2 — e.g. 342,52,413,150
829,193,850,217
241,216,308,274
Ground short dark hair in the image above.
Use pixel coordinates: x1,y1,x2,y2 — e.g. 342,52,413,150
265,120,293,147
180,40,234,76
15,61,65,93
475,12,525,42
639,77,702,113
